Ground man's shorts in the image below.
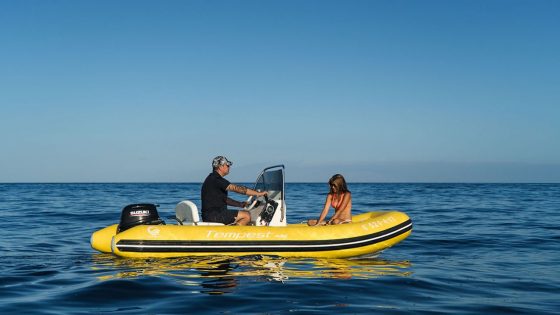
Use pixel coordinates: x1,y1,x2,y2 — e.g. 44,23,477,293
203,209,238,225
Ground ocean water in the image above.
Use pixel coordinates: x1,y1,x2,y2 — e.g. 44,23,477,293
0,183,558,314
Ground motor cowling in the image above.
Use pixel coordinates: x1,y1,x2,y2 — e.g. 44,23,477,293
117,203,164,233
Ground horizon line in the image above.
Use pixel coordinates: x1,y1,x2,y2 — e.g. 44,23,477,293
1,181,558,184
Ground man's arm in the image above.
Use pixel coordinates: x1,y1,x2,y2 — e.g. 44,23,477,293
227,184,267,197
226,198,245,208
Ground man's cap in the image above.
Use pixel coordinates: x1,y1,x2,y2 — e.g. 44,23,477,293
212,156,233,168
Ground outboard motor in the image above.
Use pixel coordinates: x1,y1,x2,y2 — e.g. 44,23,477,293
117,203,165,233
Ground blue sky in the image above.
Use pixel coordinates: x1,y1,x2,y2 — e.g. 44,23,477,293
1,0,559,182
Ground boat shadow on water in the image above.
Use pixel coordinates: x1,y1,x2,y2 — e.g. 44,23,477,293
91,254,412,295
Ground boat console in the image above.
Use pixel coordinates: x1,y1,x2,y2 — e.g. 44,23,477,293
243,165,287,226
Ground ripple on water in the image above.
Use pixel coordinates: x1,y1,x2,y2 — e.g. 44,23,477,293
1,183,559,314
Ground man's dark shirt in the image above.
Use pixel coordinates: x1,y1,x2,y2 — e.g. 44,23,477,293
201,171,230,221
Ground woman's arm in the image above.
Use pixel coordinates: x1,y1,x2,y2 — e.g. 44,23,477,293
313,194,332,225
338,192,352,212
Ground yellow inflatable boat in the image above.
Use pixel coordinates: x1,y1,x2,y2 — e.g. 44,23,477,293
90,166,412,259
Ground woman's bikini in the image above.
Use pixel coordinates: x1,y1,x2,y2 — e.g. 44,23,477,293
331,192,352,224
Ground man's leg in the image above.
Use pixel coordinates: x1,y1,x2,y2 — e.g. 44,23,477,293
234,211,251,225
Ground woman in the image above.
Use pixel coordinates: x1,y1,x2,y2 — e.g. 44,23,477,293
308,174,352,226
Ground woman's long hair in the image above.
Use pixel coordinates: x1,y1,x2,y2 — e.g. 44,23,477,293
329,174,350,197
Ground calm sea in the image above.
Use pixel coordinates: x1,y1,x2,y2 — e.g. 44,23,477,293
0,183,558,314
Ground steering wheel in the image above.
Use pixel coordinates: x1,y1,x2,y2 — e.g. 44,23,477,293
244,194,266,211
244,195,255,210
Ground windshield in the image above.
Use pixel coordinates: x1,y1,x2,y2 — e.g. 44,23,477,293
254,165,284,201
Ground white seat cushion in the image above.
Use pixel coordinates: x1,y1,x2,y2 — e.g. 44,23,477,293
174,200,224,225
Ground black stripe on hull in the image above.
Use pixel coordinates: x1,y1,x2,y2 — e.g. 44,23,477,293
116,220,412,253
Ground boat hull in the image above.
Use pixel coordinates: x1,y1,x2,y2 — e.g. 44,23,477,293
91,211,412,258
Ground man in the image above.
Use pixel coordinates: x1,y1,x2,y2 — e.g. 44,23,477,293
201,156,267,225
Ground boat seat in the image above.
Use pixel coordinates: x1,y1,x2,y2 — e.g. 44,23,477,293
174,201,224,226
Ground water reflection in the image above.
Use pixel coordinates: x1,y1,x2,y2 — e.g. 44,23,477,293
92,254,412,295
197,259,238,295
